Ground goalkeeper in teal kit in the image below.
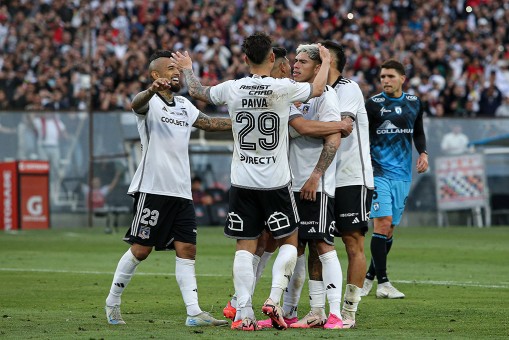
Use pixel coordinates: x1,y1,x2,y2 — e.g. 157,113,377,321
361,59,428,299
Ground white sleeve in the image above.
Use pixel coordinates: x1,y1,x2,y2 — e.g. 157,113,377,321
181,97,201,125
336,83,364,118
287,79,312,103
317,87,342,122
209,80,234,105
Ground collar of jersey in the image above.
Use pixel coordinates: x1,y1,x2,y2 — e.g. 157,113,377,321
382,91,406,101
331,76,344,88
156,93,176,106
250,74,268,78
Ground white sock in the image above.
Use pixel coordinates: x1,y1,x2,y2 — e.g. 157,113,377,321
342,283,361,320
176,257,202,316
319,250,343,317
269,244,297,304
255,251,273,284
230,294,237,309
251,255,261,295
309,279,325,314
282,254,306,318
233,250,255,319
106,249,140,307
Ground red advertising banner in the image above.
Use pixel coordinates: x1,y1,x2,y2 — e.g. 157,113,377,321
0,160,50,230
0,161,19,231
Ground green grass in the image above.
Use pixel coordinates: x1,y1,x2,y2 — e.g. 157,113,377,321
0,226,508,339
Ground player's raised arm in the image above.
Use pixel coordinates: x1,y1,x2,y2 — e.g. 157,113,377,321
170,51,212,104
192,111,232,132
308,44,331,99
131,78,170,113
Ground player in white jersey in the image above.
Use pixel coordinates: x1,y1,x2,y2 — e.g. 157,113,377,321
171,32,331,331
322,40,375,328
272,44,344,330
225,46,354,327
104,50,231,328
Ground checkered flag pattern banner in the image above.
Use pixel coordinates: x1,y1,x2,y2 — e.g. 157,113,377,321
435,154,488,210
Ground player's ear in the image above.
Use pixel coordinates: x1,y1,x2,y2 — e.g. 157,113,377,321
150,70,159,80
243,55,250,66
269,52,275,63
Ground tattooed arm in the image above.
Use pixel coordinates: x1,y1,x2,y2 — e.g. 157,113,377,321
192,111,232,132
171,51,213,104
300,132,341,201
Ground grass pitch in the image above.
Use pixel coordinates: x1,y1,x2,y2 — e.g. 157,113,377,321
0,225,508,339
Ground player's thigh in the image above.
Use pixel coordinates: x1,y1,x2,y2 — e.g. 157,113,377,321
225,186,265,239
390,180,411,226
295,192,335,246
371,177,393,219
334,185,372,237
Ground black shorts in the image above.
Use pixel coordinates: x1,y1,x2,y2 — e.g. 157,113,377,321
295,192,335,245
224,185,299,240
123,192,197,251
334,185,373,237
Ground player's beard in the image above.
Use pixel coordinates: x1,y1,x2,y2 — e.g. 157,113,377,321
170,82,181,93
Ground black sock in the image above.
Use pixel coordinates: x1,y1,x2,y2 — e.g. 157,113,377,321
386,236,393,254
366,258,376,280
370,233,389,284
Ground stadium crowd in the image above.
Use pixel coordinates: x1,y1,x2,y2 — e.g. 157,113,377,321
1,0,509,117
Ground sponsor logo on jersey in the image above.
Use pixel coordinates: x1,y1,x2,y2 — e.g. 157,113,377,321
300,220,318,225
162,107,168,112
352,217,360,224
395,106,402,115
380,107,391,116
239,84,273,95
406,95,418,101
161,116,189,127
376,120,413,134
175,97,185,103
372,97,385,103
339,212,358,217
239,153,276,164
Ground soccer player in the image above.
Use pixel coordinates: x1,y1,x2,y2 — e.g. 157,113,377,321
171,32,331,331
224,46,353,326
282,43,344,330
361,59,428,298
322,40,375,328
104,50,231,327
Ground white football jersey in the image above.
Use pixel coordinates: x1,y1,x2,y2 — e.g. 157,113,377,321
209,75,311,189
332,77,374,188
289,85,340,196
128,94,200,199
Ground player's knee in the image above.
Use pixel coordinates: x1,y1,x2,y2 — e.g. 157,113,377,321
130,245,152,261
175,242,196,260
341,232,365,257
373,217,392,235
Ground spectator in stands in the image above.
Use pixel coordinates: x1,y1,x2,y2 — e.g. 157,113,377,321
495,94,509,117
440,125,470,155
478,72,504,117
191,176,213,206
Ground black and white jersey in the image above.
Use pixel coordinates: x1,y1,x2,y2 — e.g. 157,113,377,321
209,75,311,189
128,94,200,199
288,85,340,196
332,77,374,189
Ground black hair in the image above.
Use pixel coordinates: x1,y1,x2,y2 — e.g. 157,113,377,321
320,40,346,73
149,50,173,64
272,46,287,60
241,32,273,65
381,59,406,76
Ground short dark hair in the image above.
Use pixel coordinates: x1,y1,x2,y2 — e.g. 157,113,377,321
241,32,273,65
149,50,173,64
381,59,406,76
320,40,346,73
272,46,287,60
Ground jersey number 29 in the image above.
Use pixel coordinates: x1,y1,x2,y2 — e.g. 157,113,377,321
236,111,280,151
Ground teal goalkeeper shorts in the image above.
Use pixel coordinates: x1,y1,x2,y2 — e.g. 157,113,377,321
370,177,411,226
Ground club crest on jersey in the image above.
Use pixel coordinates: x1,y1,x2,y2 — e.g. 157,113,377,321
138,225,151,239
373,202,380,211
395,106,402,115
299,104,310,115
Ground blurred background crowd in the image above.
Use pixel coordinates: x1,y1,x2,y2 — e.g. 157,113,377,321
1,0,509,118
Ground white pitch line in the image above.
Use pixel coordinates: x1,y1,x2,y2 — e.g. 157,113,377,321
0,267,508,289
